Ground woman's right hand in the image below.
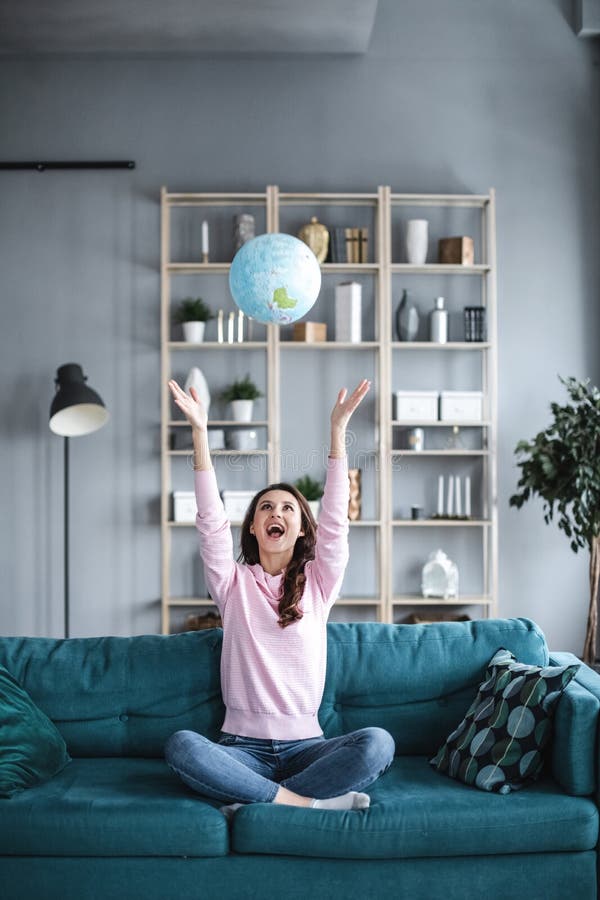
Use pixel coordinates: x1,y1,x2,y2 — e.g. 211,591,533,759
168,379,208,432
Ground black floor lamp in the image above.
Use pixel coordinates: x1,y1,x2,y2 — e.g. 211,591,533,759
49,363,109,638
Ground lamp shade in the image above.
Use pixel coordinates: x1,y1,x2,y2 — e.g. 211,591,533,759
49,363,109,437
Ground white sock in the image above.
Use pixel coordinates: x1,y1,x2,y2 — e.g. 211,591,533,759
310,791,370,810
219,802,243,821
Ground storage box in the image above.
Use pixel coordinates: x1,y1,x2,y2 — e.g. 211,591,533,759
394,390,439,422
173,491,196,523
335,282,362,342
221,490,256,522
293,322,327,342
440,391,483,422
438,236,475,266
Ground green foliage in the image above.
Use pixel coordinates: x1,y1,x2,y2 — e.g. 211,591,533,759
509,376,600,554
220,374,264,403
294,475,324,502
173,297,215,323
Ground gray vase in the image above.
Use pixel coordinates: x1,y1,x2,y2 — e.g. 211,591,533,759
396,289,419,341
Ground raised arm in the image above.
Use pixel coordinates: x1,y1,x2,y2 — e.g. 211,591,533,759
313,379,371,606
167,379,236,613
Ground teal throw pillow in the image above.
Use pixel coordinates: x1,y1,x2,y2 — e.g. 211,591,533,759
430,648,579,794
0,663,71,798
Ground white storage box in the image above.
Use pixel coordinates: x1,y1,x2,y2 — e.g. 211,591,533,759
335,281,362,343
221,490,256,523
394,390,439,422
440,391,483,422
173,491,196,523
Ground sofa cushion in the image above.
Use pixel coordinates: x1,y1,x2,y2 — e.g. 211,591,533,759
430,648,579,793
319,618,549,755
231,756,598,860
0,662,71,798
0,758,229,857
0,632,225,757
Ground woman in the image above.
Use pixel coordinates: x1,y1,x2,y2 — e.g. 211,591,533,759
164,377,395,818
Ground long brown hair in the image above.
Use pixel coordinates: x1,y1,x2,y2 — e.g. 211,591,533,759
239,483,317,628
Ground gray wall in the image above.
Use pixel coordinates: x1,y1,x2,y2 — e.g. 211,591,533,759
1,0,598,651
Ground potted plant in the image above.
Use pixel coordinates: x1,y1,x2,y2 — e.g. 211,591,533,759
509,376,600,663
220,374,264,422
295,475,324,519
173,297,215,343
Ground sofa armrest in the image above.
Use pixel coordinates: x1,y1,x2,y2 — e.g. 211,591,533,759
549,652,600,796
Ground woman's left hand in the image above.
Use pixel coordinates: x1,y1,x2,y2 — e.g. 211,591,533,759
330,379,371,432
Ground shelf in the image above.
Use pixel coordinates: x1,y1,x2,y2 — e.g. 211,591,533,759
390,193,490,208
392,597,492,606
278,192,379,205
391,342,491,350
280,341,379,350
321,263,379,273
392,420,490,428
168,263,231,274
391,449,488,456
390,264,489,275
166,192,267,206
335,598,382,606
348,520,381,527
169,420,269,427
392,519,490,527
168,449,268,457
168,341,268,349
168,598,218,606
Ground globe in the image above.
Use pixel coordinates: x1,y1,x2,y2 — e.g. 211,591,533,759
229,232,321,325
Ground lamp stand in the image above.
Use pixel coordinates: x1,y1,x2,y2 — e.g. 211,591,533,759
64,436,70,639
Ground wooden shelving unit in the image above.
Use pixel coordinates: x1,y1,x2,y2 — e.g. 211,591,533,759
160,186,498,633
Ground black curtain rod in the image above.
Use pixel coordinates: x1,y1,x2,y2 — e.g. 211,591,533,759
0,161,136,171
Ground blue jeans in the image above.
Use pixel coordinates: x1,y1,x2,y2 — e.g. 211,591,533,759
164,726,396,805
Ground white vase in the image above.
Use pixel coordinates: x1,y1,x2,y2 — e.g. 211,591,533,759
182,321,205,343
184,367,211,415
230,399,253,422
308,500,321,520
405,219,429,265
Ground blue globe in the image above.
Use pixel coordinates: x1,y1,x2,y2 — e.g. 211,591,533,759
229,233,321,325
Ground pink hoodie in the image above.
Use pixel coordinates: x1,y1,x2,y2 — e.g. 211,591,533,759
193,456,349,739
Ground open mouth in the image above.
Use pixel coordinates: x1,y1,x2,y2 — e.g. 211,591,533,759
266,523,285,540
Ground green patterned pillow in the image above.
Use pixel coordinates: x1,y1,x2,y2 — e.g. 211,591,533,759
0,663,71,798
430,648,579,794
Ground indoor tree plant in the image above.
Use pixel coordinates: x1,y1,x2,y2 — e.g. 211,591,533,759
509,376,600,663
295,475,324,519
220,374,264,422
173,297,215,343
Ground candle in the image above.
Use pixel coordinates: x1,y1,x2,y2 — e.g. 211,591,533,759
237,309,244,343
455,476,462,516
465,476,471,517
217,309,224,343
227,311,234,344
202,221,209,255
437,475,444,516
447,475,454,517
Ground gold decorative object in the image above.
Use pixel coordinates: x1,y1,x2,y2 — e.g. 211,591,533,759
348,468,361,521
298,216,329,263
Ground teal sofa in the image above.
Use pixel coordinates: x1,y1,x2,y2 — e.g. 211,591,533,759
1,617,599,900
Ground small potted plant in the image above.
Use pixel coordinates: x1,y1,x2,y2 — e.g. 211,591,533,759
221,374,264,422
295,475,324,519
173,297,215,343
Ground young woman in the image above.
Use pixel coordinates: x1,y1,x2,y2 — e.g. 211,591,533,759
164,377,395,818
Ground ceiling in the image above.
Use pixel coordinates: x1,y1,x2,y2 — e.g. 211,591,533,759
0,0,379,56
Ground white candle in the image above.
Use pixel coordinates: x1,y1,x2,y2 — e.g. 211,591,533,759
437,475,444,516
202,221,209,255
217,309,224,343
465,476,471,517
447,475,454,517
227,311,234,344
455,475,462,516
237,309,244,343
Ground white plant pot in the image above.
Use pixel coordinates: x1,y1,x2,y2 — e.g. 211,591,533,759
230,399,254,422
308,500,321,520
182,321,206,343
405,219,429,265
